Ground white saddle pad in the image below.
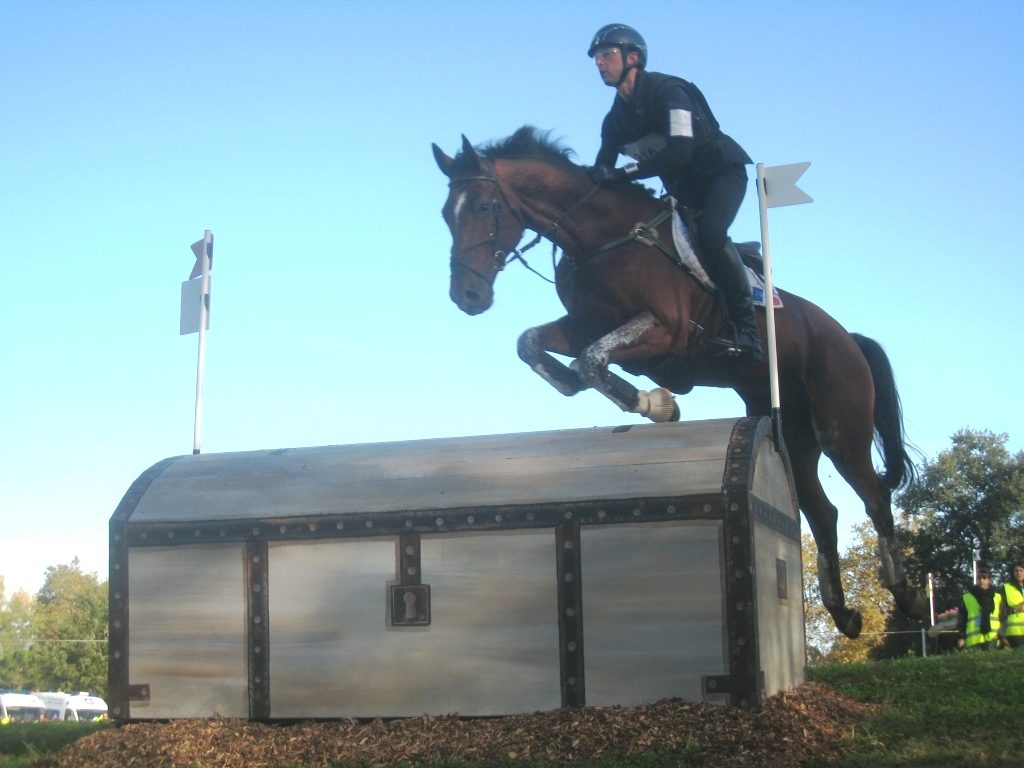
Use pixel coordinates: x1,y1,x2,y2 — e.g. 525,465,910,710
670,201,782,308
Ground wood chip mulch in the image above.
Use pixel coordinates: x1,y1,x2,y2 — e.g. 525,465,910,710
53,682,874,768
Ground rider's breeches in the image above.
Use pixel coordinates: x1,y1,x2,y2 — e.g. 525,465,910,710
693,164,747,277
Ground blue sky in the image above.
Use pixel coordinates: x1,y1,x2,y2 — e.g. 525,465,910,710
2,2,1022,597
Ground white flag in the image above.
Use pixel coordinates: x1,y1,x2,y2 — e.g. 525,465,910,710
179,276,211,335
181,231,213,335
189,233,214,279
761,162,813,208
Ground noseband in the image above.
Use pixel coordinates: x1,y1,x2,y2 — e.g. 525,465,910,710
448,174,526,287
448,171,604,286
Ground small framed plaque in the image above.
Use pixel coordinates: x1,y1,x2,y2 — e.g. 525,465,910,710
776,558,789,601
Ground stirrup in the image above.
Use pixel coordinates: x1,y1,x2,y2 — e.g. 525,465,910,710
714,342,765,362
709,325,764,362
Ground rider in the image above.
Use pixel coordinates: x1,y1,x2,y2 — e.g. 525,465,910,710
586,23,764,362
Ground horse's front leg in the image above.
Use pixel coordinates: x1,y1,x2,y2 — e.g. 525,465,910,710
517,317,588,396
576,312,680,423
518,316,674,421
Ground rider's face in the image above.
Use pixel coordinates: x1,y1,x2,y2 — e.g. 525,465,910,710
593,46,623,85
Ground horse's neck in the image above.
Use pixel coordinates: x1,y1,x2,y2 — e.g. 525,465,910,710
505,164,653,253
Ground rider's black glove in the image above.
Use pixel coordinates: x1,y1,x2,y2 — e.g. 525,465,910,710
587,164,627,184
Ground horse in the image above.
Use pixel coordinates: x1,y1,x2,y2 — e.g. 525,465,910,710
432,126,928,638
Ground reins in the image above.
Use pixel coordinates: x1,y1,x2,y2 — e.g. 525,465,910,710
503,183,602,283
450,171,677,285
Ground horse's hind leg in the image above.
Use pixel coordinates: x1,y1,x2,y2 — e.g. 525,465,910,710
810,369,929,620
788,435,863,639
878,528,929,620
826,444,930,621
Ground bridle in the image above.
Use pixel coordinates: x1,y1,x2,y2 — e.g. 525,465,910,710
447,174,527,286
448,172,602,286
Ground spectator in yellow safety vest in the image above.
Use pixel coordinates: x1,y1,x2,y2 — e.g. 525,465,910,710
1000,561,1024,649
957,566,1003,651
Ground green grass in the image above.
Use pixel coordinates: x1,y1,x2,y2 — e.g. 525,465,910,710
808,651,1024,767
0,721,109,767
391,756,697,768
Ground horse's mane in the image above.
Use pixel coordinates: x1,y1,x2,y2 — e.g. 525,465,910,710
452,126,577,174
452,125,657,203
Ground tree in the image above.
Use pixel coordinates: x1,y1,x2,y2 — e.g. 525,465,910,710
896,429,1024,616
803,524,903,664
29,559,108,696
827,522,894,663
801,532,833,664
0,580,35,689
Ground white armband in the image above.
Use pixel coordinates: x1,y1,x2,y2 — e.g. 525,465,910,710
669,108,694,138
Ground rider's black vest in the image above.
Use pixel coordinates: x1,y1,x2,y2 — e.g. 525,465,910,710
601,70,751,201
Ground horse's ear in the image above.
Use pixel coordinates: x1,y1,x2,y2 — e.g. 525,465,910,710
460,135,483,172
432,143,454,177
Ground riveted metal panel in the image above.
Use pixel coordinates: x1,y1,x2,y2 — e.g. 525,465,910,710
267,531,560,718
581,522,726,705
753,524,804,697
126,544,248,719
108,456,179,719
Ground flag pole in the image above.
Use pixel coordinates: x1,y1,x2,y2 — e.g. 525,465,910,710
192,230,213,454
754,161,812,450
756,163,783,449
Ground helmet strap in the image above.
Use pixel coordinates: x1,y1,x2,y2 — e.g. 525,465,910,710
617,49,638,85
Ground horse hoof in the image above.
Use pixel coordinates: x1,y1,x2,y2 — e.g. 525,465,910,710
830,607,862,639
638,387,677,423
895,588,930,621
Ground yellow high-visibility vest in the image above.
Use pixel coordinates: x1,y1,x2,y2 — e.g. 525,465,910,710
1003,583,1024,637
964,591,1003,647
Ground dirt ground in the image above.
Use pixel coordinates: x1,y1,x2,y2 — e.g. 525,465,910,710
54,682,872,768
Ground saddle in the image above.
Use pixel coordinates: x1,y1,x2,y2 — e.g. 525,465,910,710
669,203,781,308
735,241,765,272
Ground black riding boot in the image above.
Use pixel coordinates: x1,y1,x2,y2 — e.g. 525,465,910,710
708,240,765,362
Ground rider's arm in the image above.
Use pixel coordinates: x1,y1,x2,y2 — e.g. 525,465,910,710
594,112,620,167
622,134,692,181
595,143,619,168
621,80,696,181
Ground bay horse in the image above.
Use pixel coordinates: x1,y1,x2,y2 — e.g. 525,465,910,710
432,126,928,638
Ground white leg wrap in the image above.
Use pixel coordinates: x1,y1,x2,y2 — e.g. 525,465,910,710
635,388,678,423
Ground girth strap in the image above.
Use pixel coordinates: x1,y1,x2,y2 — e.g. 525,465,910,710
573,204,676,266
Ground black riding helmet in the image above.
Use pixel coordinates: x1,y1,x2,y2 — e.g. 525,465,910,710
587,23,648,69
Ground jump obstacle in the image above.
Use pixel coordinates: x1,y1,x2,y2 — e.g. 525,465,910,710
108,416,804,719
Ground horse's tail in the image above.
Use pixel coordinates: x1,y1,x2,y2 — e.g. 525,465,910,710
851,333,917,491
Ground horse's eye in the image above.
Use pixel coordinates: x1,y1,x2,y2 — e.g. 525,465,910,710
476,201,492,215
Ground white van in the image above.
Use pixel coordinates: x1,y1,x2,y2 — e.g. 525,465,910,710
0,692,46,722
37,692,108,721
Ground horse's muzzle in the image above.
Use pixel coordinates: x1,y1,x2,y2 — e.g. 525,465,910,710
450,284,493,315
450,275,494,316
